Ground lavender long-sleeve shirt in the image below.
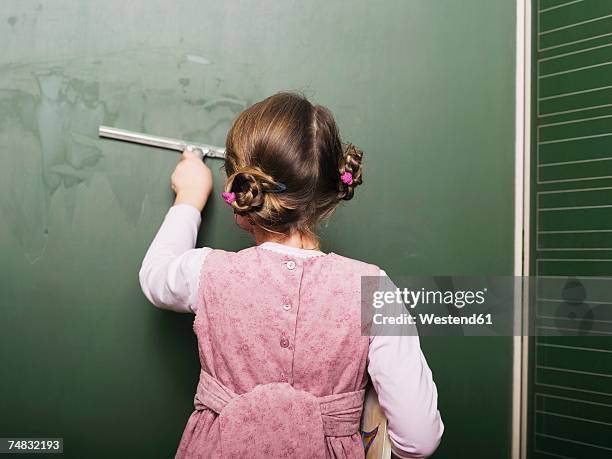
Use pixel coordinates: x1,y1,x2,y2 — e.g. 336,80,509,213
139,204,444,458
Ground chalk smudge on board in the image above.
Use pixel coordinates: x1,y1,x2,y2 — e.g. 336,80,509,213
0,70,110,263
0,48,256,263
185,55,211,65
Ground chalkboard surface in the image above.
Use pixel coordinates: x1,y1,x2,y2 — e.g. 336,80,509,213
0,1,516,457
529,1,612,458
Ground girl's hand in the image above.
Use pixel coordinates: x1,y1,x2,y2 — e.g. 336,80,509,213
171,150,213,212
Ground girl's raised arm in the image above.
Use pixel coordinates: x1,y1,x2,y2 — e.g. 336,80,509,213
139,149,214,313
139,204,211,313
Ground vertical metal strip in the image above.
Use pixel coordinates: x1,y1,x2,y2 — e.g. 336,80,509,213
513,1,532,458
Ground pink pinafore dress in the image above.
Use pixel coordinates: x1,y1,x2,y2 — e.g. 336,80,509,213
174,245,380,458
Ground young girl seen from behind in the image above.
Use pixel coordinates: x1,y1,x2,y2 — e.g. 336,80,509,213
139,92,443,458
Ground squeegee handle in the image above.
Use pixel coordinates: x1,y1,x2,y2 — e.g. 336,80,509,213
98,125,226,160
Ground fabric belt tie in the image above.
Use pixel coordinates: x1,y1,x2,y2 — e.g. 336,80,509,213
194,369,365,437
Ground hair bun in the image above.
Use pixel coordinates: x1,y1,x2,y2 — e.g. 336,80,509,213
224,166,284,213
338,143,363,201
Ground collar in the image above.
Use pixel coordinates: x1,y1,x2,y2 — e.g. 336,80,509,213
257,241,326,258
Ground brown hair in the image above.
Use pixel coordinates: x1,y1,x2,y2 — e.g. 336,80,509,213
223,91,363,240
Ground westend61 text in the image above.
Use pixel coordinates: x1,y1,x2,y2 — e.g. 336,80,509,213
373,313,494,326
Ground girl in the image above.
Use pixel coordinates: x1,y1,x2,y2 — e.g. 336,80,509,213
139,92,443,458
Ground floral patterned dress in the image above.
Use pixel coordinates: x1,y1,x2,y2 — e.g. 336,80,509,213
174,245,380,458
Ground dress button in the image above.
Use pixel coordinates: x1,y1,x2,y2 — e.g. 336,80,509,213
283,303,291,311
286,260,296,270
280,337,290,348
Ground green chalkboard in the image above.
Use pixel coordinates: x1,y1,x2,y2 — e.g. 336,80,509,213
529,0,612,457
0,1,516,458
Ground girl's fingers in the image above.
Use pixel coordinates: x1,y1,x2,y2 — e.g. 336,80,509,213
182,148,200,160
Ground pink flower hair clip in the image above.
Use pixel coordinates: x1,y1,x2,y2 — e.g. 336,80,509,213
340,171,353,185
222,191,236,205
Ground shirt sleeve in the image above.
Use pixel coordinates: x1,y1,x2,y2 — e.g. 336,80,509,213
138,204,212,314
367,269,444,458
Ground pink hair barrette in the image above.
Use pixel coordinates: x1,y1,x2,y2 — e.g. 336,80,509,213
340,171,353,185
222,191,236,204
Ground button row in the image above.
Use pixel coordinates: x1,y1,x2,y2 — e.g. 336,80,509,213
279,259,295,384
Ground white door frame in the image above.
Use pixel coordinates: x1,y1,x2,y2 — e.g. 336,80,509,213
513,1,532,458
